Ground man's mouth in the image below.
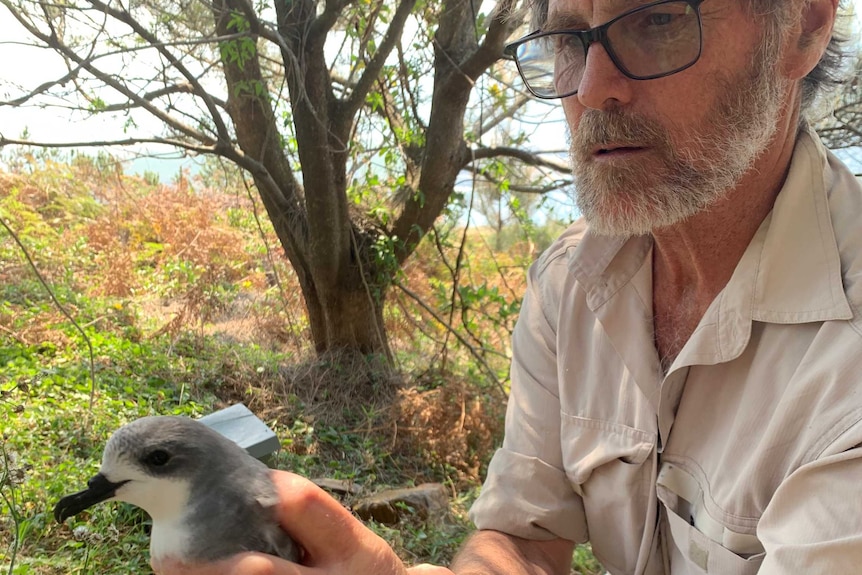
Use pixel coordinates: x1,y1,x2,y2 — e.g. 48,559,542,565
593,145,646,157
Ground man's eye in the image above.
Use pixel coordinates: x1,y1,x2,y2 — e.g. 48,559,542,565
552,34,579,52
646,13,675,26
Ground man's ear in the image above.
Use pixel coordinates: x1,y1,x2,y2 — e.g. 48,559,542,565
782,0,839,80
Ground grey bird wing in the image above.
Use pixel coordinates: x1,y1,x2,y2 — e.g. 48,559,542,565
253,486,300,562
184,456,299,562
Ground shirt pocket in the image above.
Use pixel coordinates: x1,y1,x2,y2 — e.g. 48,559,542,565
560,414,656,575
658,462,765,575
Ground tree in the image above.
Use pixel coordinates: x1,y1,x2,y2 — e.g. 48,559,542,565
0,0,572,363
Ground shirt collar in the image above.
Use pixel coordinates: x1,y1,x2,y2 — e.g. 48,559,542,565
749,127,852,323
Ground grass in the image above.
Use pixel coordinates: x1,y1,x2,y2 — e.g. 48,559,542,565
0,331,494,574
0,155,601,574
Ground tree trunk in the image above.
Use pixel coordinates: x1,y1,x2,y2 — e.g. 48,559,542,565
303,279,390,358
246,166,391,360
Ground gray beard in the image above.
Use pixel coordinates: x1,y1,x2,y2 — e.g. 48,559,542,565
570,41,788,237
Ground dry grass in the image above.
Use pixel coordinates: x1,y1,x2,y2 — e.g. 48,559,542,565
395,379,505,484
197,350,504,486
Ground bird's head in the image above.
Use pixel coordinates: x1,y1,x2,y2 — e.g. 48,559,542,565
54,417,209,523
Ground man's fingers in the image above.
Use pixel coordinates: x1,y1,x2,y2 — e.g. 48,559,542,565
407,564,456,575
219,553,309,575
271,471,377,564
154,553,310,575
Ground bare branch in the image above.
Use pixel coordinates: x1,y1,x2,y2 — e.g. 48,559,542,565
94,82,226,112
0,213,97,410
0,133,211,152
1,0,217,144
396,40,427,132
468,169,572,195
468,145,571,173
1,67,82,106
473,93,531,137
342,0,417,118
85,0,231,141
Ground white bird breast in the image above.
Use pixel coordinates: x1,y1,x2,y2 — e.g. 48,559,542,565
107,466,195,561
149,515,194,561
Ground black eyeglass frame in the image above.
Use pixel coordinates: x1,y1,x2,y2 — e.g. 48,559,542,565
503,0,708,100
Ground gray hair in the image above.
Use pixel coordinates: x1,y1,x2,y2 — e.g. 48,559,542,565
742,0,849,115
526,0,851,116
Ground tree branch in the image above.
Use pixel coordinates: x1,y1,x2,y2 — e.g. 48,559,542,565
1,0,216,144
460,0,521,81
312,0,354,37
94,82,226,112
468,168,572,195
1,66,82,107
274,0,354,287
0,134,205,150
467,145,571,173
342,0,417,118
85,0,232,141
203,0,316,295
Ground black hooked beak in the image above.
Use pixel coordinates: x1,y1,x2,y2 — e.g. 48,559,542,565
54,473,130,522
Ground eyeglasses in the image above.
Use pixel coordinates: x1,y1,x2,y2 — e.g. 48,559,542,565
504,0,707,99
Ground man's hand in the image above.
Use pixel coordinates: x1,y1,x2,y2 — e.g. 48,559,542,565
152,471,423,575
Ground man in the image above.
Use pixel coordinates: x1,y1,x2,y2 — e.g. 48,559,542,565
159,0,859,573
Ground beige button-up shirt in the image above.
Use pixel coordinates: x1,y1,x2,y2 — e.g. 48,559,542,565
470,128,862,575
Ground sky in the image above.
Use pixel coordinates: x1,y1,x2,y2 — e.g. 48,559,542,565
0,9,204,180
0,2,860,183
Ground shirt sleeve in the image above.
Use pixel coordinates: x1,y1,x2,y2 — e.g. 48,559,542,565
757,427,862,572
469,260,587,544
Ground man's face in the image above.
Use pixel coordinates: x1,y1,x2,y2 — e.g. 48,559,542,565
557,0,791,236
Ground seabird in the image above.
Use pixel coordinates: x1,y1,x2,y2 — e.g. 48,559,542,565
54,415,299,563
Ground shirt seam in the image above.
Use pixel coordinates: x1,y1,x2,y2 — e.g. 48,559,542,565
529,250,566,348
535,242,573,277
806,406,862,462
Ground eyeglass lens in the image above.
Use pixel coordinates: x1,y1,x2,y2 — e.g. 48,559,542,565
513,1,701,98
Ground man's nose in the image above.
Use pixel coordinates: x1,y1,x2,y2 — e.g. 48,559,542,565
575,43,633,110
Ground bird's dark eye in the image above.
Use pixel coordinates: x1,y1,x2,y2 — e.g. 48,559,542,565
144,449,171,467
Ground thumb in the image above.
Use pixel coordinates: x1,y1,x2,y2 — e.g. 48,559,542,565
270,471,377,563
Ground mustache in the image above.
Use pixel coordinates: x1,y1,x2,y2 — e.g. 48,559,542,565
571,109,672,161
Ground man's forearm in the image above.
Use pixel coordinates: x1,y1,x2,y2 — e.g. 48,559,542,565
449,530,575,575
